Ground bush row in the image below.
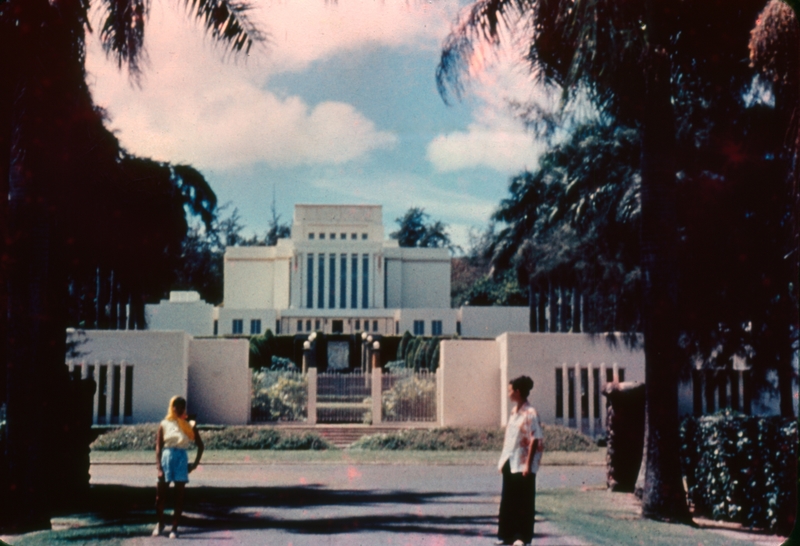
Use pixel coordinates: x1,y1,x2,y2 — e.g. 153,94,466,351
680,410,797,534
91,425,332,451
350,425,598,452
394,332,441,371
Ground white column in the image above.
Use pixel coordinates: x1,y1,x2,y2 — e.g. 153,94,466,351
599,363,607,432
353,253,360,310
307,367,317,425
105,363,113,424
574,362,581,430
92,361,100,424
612,362,620,384
119,361,128,423
371,368,382,425
587,362,595,437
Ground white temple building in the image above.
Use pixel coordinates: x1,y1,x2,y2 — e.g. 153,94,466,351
146,204,529,339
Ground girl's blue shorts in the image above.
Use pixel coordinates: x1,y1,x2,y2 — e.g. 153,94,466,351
161,448,189,483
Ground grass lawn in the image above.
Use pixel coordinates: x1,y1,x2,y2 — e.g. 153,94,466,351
3,486,784,546
538,487,785,546
89,448,607,466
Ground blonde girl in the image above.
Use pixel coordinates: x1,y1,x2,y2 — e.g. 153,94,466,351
153,396,204,539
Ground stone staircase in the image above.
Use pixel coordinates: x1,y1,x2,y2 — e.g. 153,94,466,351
274,425,434,448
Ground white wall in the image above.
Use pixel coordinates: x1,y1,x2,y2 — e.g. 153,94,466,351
458,306,529,338
499,333,645,426
68,330,190,424
146,300,215,337
188,338,250,425
217,308,277,336
223,245,293,310
438,340,501,427
396,309,458,336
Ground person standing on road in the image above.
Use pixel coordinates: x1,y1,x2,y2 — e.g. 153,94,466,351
153,395,204,539
496,375,544,546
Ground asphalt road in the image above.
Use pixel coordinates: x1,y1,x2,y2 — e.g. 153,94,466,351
81,463,605,545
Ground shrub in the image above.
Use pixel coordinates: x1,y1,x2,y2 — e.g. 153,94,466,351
382,372,437,421
252,370,307,421
91,424,159,451
680,410,797,534
350,425,597,452
91,425,332,450
203,428,331,450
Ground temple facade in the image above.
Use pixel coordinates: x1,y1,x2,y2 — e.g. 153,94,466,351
147,204,529,339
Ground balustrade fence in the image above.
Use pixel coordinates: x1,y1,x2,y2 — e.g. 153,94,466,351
66,361,133,425
554,363,625,437
251,368,438,425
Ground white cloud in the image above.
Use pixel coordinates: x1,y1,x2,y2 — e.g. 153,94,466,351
84,0,455,169
426,8,555,174
427,119,545,173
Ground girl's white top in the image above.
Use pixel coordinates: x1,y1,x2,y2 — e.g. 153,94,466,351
498,402,544,474
161,419,194,449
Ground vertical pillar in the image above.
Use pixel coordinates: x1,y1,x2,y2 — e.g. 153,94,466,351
561,363,568,427
91,361,100,425
599,362,607,432
105,363,113,424
574,362,582,431
372,367,382,426
588,362,595,437
119,361,128,424
307,367,317,425
612,362,620,384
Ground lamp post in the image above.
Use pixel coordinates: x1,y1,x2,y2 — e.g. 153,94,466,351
302,340,311,374
371,341,381,369
360,331,369,373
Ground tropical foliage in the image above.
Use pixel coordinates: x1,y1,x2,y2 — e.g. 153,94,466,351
390,207,457,252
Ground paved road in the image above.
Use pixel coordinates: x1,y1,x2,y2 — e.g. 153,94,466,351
79,463,604,545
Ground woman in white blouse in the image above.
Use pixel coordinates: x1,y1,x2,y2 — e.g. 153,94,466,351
153,396,204,539
496,375,544,546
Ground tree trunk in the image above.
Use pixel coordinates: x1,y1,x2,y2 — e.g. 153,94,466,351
537,282,547,332
638,0,691,522
572,287,581,333
528,275,536,332
109,270,118,330
548,280,558,332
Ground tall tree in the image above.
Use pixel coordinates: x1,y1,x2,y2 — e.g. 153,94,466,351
0,0,262,531
437,0,777,520
390,207,457,252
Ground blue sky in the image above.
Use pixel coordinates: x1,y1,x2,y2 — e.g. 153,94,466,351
85,0,545,249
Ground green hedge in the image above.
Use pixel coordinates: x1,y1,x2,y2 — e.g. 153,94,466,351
350,425,597,452
249,331,304,369
680,410,797,534
91,425,332,451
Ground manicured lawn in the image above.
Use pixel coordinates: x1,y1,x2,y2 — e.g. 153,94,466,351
89,448,607,466
538,487,784,546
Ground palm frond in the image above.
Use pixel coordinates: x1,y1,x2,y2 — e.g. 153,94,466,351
184,0,266,56
99,0,150,77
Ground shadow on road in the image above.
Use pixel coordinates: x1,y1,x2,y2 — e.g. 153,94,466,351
50,484,495,540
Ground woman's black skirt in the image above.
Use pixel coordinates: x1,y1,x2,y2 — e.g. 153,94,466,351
497,460,536,544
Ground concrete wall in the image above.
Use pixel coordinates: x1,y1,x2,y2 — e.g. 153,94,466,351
438,340,501,427
217,308,277,336
69,330,190,424
396,308,458,336
224,246,294,310
188,338,250,425
145,299,215,337
499,333,645,426
458,306,529,338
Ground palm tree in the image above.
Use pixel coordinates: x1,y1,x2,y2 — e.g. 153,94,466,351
437,0,772,521
749,1,800,418
0,0,262,531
